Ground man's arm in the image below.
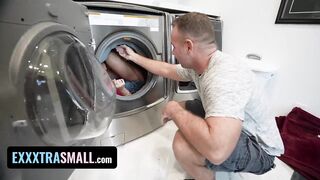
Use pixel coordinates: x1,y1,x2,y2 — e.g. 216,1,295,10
163,101,242,165
116,45,183,81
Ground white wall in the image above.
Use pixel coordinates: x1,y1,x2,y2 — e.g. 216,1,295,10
117,0,320,117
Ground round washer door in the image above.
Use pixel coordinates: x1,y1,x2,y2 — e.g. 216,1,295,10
10,22,116,145
95,31,166,116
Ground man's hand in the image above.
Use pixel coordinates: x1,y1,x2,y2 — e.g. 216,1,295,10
116,45,138,61
162,101,184,123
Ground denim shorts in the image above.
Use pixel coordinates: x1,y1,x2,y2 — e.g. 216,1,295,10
185,99,275,174
205,132,275,174
124,80,144,94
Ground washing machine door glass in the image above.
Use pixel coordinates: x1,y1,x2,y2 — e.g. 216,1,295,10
24,32,116,145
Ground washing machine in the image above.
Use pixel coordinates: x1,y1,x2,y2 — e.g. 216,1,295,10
0,0,116,179
79,2,173,146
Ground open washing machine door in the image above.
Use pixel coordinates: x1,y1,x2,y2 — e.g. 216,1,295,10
0,1,116,179
9,22,116,145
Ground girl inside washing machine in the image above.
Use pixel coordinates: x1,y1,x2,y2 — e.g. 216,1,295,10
101,49,146,96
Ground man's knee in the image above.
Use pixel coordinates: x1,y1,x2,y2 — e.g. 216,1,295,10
172,131,187,161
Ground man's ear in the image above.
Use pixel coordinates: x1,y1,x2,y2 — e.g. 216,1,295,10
184,39,193,54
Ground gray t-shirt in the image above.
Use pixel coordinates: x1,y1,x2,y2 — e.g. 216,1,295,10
176,50,284,156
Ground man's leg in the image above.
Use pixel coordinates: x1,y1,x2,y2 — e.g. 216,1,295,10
173,130,215,180
176,99,275,178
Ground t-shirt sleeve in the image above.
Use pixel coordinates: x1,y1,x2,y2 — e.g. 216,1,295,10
176,64,193,81
203,63,254,120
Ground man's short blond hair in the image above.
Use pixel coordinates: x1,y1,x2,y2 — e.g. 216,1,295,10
172,12,215,45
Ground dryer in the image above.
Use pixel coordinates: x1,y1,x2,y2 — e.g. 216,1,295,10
0,0,115,179
80,2,172,146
